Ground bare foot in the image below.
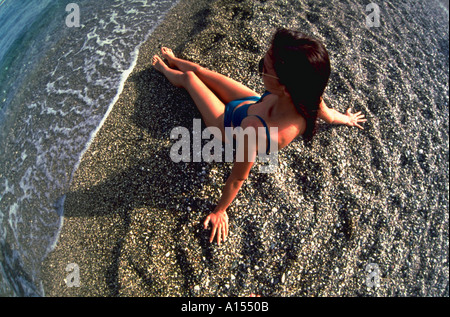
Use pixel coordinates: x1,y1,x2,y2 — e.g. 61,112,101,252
152,54,184,87
152,55,167,73
161,47,176,68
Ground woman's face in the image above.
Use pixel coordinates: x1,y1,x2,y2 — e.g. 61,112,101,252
261,48,285,96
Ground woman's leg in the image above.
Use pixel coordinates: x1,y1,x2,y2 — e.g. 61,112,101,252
153,55,225,138
161,47,259,104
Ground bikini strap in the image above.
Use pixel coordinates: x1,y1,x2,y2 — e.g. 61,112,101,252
251,115,271,155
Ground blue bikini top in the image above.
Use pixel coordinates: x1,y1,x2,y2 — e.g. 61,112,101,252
227,91,272,154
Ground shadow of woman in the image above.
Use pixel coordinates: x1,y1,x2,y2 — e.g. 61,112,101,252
45,66,220,296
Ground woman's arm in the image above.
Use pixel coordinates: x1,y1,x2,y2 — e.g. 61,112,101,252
214,160,254,212
203,160,253,245
318,99,367,129
203,119,259,245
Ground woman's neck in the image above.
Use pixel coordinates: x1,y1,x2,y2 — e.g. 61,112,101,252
272,93,297,118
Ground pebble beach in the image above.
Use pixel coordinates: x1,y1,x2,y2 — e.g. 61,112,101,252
41,0,449,297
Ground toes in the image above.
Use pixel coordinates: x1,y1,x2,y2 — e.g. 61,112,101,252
161,47,173,57
152,55,164,69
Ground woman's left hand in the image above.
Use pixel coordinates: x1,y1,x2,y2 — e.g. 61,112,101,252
203,210,229,245
345,108,367,129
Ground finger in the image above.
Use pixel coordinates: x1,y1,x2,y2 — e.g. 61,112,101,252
358,118,368,123
210,224,217,243
222,224,227,242
203,216,210,229
225,219,229,238
217,225,222,245
355,123,364,130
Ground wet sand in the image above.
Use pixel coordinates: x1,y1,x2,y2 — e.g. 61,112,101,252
42,0,449,296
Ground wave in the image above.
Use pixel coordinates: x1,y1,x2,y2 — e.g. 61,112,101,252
0,0,179,296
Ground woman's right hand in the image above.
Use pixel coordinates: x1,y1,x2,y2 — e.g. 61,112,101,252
345,108,367,129
203,210,229,245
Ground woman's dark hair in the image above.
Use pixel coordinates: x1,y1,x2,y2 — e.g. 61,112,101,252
270,28,331,144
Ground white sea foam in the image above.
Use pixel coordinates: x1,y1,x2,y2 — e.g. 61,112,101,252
0,0,180,296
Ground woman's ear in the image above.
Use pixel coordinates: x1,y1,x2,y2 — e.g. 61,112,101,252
282,85,291,98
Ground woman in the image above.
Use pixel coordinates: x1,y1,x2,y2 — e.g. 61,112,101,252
152,28,366,245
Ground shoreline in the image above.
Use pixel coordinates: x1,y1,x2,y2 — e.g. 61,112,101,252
71,0,181,178
41,0,223,297
41,0,449,297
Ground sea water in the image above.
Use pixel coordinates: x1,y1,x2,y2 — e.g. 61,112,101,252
0,0,179,296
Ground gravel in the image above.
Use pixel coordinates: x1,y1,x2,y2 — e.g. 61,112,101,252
42,0,449,297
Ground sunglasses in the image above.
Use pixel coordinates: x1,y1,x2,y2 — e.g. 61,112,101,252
258,58,279,80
